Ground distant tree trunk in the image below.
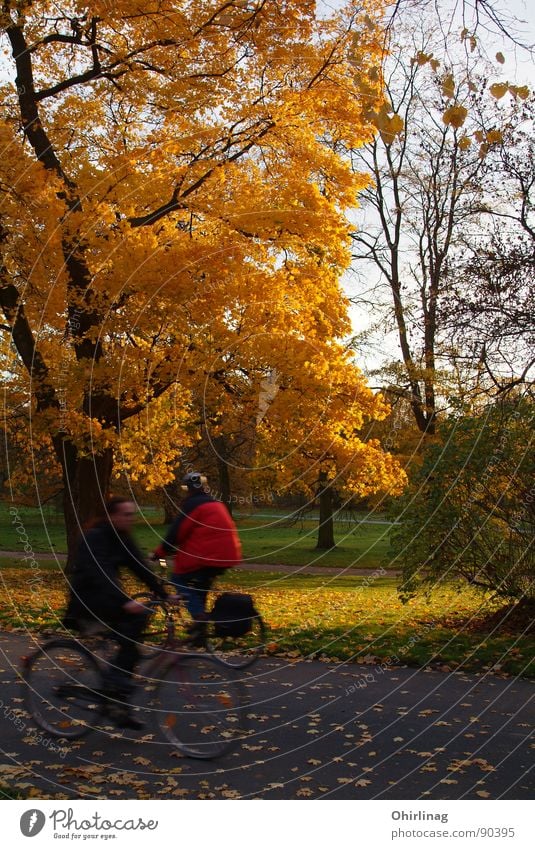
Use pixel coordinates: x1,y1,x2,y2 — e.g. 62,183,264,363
55,439,113,572
162,473,183,524
213,436,233,515
316,471,335,549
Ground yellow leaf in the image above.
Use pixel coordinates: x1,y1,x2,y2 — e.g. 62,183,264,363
459,136,471,150
489,82,509,100
509,84,530,100
442,104,468,128
485,129,503,144
414,51,432,66
442,74,455,99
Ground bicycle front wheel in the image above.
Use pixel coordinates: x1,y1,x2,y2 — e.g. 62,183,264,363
151,654,246,759
206,613,267,669
23,639,103,739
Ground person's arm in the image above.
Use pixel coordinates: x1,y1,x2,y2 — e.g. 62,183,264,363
122,536,168,598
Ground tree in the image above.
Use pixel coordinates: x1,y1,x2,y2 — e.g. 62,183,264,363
252,344,407,549
442,96,535,396
390,396,535,606
388,0,534,52
349,15,531,433
0,1,386,562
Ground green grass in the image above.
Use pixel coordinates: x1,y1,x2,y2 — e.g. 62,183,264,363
238,517,391,568
1,502,394,569
0,556,532,678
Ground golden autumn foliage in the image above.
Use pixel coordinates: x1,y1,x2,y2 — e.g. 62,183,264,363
0,1,409,546
251,344,407,501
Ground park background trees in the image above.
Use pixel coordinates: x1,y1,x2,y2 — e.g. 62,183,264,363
1,0,533,606
1,0,409,562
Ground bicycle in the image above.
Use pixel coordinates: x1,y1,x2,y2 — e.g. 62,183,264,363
132,581,267,670
22,619,247,759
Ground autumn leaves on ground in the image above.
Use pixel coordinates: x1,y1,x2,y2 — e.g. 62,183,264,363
1,560,532,676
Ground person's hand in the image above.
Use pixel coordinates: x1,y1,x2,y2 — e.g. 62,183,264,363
123,600,150,615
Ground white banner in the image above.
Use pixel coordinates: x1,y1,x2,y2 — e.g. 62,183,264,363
2,800,532,849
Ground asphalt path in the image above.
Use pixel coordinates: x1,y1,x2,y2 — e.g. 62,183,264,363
0,550,390,576
0,632,533,800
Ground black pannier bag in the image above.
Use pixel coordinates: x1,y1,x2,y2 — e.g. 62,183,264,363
210,592,258,638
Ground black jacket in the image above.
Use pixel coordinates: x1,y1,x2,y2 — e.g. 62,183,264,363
64,521,165,624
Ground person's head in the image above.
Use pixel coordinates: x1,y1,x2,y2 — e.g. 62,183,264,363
181,472,207,494
105,497,137,532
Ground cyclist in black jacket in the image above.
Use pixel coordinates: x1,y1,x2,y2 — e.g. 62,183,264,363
64,497,167,728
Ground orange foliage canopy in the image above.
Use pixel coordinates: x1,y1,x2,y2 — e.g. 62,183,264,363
0,1,404,513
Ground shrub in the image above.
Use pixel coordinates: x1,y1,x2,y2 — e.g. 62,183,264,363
390,397,535,604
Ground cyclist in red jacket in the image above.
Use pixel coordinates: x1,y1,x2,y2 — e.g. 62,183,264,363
152,472,242,642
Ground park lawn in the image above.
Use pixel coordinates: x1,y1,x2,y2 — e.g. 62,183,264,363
0,558,532,678
0,503,394,569
237,518,391,569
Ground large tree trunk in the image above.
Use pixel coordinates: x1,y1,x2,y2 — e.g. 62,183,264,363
55,439,113,571
316,471,336,550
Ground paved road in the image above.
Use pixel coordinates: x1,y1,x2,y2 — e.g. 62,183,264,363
0,632,533,800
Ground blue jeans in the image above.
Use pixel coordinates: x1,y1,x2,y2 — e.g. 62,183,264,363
171,568,225,618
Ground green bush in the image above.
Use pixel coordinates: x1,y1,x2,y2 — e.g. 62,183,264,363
390,397,535,604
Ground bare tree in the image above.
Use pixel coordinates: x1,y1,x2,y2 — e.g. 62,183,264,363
350,22,494,432
442,97,535,395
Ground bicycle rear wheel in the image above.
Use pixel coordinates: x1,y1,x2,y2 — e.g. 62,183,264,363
23,639,102,739
206,613,267,669
151,654,245,758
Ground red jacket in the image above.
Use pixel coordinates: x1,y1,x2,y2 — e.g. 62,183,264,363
155,493,242,575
